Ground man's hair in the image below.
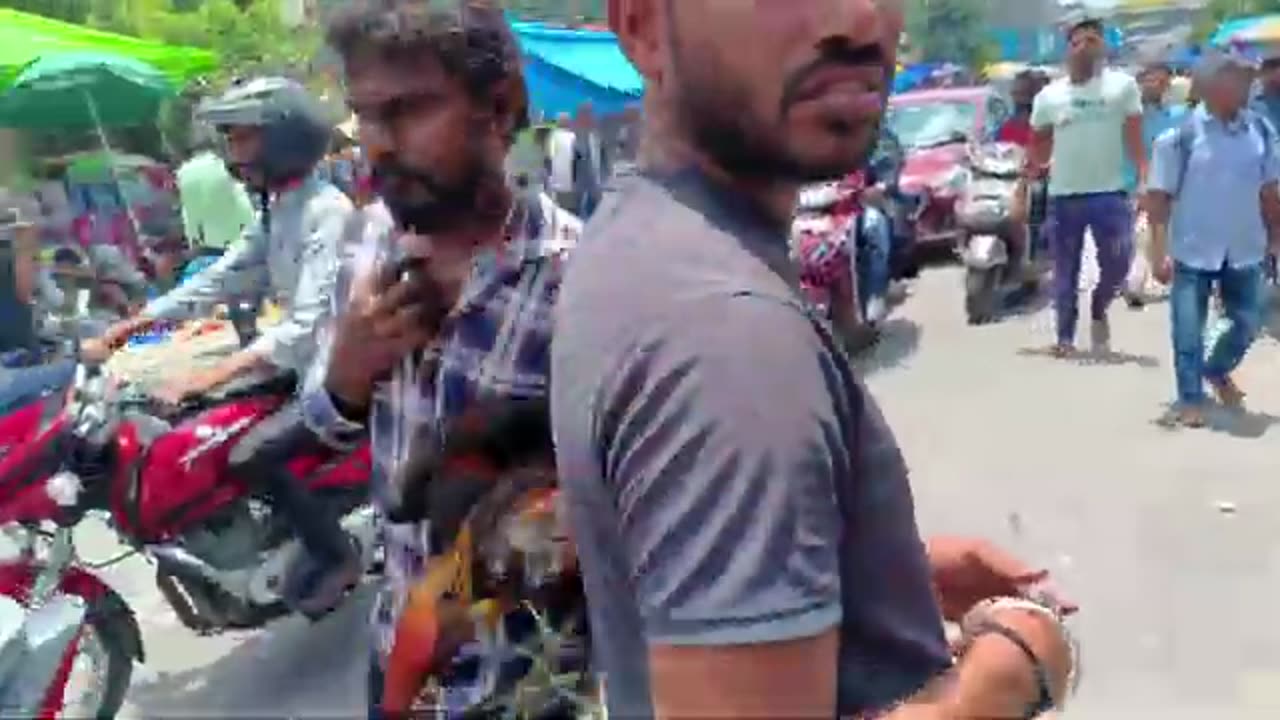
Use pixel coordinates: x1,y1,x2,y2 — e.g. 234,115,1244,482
1067,20,1104,42
326,0,529,137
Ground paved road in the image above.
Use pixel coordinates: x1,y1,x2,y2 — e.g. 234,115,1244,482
57,263,1280,717
863,266,1280,719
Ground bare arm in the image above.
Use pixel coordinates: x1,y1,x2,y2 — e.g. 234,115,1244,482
12,224,37,304
1144,129,1180,265
1263,182,1280,253
1028,128,1053,178
1123,114,1147,188
652,631,840,719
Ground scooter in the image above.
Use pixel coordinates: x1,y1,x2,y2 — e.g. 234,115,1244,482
955,142,1045,325
0,353,373,717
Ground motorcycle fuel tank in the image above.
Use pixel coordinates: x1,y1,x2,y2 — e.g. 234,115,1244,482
130,396,284,541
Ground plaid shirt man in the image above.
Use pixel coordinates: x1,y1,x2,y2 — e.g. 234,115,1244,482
299,195,579,706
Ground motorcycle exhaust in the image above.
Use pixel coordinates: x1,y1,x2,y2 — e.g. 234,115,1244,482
149,544,221,583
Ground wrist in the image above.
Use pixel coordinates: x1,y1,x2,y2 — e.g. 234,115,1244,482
323,373,372,421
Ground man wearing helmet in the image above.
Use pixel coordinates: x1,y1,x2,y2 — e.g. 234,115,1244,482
82,77,358,612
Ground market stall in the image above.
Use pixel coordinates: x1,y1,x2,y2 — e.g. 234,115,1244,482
512,20,641,118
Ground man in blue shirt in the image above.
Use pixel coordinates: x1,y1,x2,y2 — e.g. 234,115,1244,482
1147,49,1280,428
1249,51,1280,132
1125,59,1187,307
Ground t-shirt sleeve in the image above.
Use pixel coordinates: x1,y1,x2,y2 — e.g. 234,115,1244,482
592,294,844,646
1029,87,1053,131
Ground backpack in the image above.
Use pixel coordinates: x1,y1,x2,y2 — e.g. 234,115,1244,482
1173,110,1276,197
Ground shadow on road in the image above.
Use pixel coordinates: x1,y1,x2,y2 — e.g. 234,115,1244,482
1016,346,1160,369
1152,404,1280,439
852,318,922,377
126,584,374,716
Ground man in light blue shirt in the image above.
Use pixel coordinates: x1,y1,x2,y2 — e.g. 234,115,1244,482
1249,51,1280,132
1125,61,1186,193
1147,49,1280,427
1124,59,1187,307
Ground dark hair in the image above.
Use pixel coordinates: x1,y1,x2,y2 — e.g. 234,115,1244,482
1067,20,1104,42
326,0,529,139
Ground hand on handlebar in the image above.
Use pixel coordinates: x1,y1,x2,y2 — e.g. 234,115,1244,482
81,317,158,363
152,367,226,408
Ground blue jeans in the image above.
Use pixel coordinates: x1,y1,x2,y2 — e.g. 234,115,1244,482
368,652,384,720
1170,261,1264,405
857,207,893,315
0,360,76,415
1047,192,1133,345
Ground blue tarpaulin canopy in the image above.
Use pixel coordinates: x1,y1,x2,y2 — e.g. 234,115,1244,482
511,20,642,119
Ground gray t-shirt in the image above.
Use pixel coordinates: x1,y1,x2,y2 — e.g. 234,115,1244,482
551,169,951,717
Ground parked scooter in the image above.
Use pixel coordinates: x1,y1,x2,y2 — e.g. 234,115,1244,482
955,142,1045,325
0,355,373,717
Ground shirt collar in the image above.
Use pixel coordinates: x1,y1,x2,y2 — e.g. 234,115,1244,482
1196,104,1248,133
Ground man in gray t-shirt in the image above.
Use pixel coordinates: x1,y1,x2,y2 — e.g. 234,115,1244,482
554,167,952,716
552,2,1075,718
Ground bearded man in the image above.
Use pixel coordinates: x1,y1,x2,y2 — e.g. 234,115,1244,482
551,1,1078,718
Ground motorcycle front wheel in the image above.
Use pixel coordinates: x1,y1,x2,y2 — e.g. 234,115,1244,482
21,595,135,720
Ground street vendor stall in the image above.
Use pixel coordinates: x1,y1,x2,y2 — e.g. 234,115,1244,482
511,20,641,118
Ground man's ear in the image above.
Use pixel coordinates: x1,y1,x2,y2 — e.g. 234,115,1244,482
610,0,663,82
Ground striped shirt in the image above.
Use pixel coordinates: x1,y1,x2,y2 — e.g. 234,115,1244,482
299,194,579,709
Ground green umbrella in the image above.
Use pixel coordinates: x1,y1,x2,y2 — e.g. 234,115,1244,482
0,51,175,129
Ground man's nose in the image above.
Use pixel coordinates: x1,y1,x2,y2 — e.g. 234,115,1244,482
821,0,902,58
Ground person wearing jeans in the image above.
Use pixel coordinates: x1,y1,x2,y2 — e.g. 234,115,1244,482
1029,13,1147,356
855,205,892,325
1146,48,1280,427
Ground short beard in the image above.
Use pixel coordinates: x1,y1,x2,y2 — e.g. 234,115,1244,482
372,153,508,236
667,16,877,184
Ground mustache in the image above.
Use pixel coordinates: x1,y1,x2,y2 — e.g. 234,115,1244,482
369,159,437,193
781,40,887,110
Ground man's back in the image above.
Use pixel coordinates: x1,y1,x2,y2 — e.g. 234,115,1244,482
176,151,256,250
552,170,950,718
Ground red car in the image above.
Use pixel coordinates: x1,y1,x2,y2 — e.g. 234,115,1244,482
888,86,1011,248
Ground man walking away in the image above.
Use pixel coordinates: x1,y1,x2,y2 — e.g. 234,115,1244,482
1125,59,1187,308
571,101,605,218
997,70,1041,148
548,113,577,211
1250,49,1280,132
1148,49,1280,429
1030,11,1146,356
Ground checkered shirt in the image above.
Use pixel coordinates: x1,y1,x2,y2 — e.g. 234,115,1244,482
299,195,579,697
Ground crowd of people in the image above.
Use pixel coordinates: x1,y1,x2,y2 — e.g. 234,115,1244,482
39,0,1280,717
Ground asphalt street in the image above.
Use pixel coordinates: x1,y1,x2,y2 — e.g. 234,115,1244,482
42,262,1280,718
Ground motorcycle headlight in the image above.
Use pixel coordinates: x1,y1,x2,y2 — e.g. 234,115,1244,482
929,166,970,196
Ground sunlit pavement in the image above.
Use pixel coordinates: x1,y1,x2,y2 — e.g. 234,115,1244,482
42,261,1278,718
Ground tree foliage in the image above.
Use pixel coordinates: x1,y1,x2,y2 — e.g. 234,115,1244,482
1,0,321,88
905,0,992,66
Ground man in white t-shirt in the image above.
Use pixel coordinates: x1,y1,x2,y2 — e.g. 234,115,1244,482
547,113,578,210
1030,13,1146,356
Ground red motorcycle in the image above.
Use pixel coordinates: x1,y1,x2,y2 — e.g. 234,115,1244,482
0,362,373,718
